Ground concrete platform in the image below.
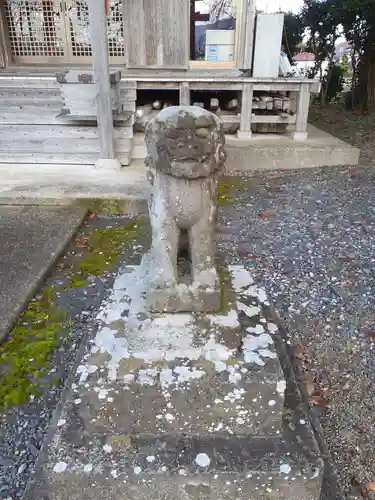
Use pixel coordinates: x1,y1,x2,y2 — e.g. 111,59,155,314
0,125,359,208
132,125,360,171
0,205,86,342
226,124,360,171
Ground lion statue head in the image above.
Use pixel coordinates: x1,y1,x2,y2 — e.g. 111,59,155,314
145,106,227,179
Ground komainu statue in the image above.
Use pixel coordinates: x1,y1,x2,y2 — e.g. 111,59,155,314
144,106,227,313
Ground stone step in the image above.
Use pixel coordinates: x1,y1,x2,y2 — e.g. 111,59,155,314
72,356,284,439
0,124,133,140
28,412,323,500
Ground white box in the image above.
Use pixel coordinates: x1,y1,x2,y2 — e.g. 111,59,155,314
252,13,284,78
205,30,235,62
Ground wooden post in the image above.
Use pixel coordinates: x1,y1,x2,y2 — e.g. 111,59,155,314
180,82,190,106
292,82,310,141
237,82,253,139
0,2,11,68
87,0,120,168
236,0,256,71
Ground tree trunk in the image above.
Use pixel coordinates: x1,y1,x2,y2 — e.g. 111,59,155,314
350,49,357,110
366,52,375,111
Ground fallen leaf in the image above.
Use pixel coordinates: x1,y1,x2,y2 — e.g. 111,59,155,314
258,210,277,218
75,236,89,248
309,395,328,407
302,372,315,396
367,483,375,491
294,344,310,363
351,476,369,498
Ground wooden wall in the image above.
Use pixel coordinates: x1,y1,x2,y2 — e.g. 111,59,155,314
123,0,189,69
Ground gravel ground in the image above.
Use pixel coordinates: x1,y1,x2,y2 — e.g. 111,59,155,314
0,214,146,499
217,165,375,499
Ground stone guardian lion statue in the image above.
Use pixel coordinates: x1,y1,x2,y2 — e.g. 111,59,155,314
144,105,227,313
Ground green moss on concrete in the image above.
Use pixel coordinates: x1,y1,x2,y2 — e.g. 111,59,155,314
218,176,252,206
69,220,145,287
0,286,67,408
0,218,146,408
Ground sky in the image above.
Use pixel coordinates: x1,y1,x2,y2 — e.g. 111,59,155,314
258,0,303,13
196,0,304,15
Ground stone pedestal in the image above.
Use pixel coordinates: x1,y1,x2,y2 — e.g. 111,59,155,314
27,265,323,500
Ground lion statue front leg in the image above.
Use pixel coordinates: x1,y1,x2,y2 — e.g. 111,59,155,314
147,183,179,291
189,175,219,291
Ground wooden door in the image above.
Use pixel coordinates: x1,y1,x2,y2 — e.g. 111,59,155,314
124,0,189,69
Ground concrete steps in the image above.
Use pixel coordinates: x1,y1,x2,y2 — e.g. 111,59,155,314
0,77,135,166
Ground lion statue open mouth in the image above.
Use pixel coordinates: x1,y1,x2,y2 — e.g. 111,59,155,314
143,106,227,313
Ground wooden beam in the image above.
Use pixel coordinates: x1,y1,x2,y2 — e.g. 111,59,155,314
251,114,296,124
237,82,253,139
87,0,118,166
253,83,301,92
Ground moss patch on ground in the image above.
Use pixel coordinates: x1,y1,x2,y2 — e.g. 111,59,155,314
218,175,252,207
0,218,145,409
69,219,145,287
0,287,66,408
